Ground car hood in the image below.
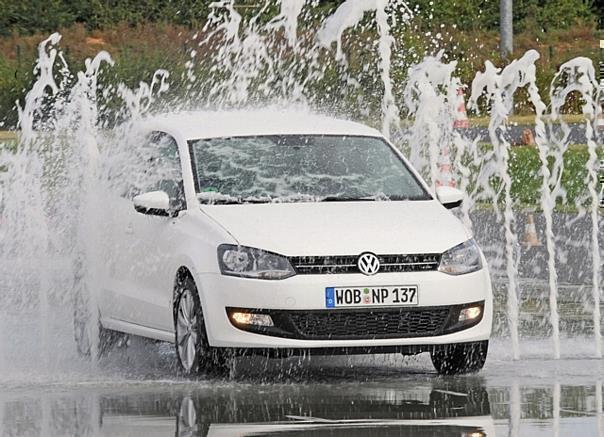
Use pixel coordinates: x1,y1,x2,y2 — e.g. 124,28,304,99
200,200,471,256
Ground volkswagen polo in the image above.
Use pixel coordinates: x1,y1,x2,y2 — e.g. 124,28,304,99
74,110,493,375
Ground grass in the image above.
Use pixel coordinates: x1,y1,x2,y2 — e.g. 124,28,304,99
469,114,589,128
468,144,602,212
0,131,16,140
395,114,590,130
0,131,16,153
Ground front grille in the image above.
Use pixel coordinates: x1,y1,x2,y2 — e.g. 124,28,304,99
289,253,441,275
288,307,450,340
226,303,486,341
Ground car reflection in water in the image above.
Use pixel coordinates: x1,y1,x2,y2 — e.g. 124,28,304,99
96,379,493,437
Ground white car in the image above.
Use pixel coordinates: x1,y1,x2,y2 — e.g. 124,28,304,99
74,110,493,375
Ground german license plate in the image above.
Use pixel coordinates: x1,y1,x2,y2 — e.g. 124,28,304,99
325,285,419,308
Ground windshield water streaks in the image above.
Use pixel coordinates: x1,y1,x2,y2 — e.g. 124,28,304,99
191,135,430,203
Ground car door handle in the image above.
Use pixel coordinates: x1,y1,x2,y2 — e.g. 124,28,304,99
125,224,134,234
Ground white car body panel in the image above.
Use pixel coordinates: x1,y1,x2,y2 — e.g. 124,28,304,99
139,110,383,142
200,200,471,256
197,266,492,348
99,109,493,353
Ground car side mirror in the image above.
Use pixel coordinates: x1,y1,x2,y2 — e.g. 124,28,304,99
133,191,171,216
435,186,463,209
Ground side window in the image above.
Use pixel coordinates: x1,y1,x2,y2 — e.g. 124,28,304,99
148,132,186,211
124,132,186,211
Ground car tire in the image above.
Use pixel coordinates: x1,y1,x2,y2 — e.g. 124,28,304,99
174,275,232,375
430,340,488,375
73,282,119,359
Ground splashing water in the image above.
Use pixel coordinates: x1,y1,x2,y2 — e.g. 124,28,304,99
401,50,460,188
0,0,603,379
318,0,411,135
549,57,602,358
469,51,545,360
526,51,562,360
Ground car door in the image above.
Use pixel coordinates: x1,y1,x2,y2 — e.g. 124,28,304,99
104,131,186,332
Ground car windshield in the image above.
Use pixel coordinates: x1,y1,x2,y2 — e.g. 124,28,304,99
189,135,431,204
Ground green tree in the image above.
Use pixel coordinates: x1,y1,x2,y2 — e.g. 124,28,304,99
515,0,595,32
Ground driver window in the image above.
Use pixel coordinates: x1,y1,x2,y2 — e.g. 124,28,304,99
137,132,186,211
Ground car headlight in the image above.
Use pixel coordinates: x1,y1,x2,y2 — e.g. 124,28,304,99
438,239,483,275
217,244,296,280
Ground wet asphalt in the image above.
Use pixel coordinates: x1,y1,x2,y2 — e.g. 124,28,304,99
0,343,602,437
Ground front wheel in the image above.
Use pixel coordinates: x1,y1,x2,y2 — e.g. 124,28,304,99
174,276,232,375
430,340,488,375
73,281,121,359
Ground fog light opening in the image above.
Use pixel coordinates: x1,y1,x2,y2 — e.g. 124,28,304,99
459,306,482,322
462,432,485,437
230,311,274,327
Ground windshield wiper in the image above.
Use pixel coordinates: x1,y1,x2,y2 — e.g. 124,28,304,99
203,198,243,205
241,197,273,204
319,194,430,202
198,195,273,205
319,195,379,202
388,195,432,201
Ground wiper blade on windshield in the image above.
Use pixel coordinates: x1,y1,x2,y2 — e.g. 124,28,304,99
319,195,379,202
387,195,432,201
204,198,243,205
319,194,429,202
241,197,273,204
198,192,272,205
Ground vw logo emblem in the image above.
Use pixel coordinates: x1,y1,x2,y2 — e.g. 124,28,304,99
357,252,380,276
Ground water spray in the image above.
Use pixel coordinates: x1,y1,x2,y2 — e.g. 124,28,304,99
469,52,545,360
522,50,562,359
551,57,602,358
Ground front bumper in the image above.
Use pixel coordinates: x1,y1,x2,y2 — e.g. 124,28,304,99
196,268,493,349
225,301,484,340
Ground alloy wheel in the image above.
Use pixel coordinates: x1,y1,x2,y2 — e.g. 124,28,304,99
176,288,200,372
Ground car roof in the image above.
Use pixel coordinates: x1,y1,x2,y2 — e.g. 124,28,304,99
139,109,383,141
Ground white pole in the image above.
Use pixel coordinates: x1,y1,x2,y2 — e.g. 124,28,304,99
500,0,513,58
596,381,602,436
553,383,561,437
510,383,521,436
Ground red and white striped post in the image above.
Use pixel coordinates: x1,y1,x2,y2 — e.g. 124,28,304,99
453,86,470,129
436,87,470,187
